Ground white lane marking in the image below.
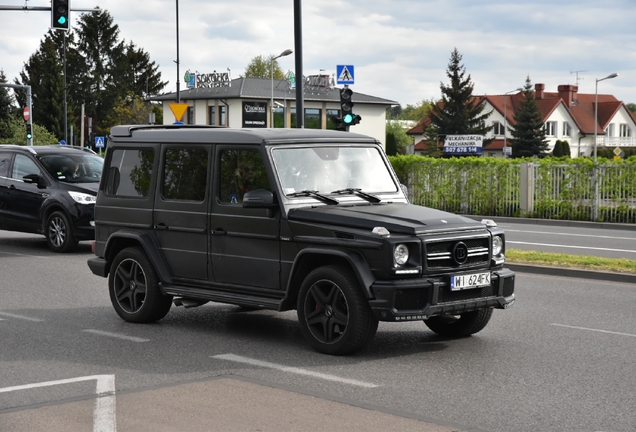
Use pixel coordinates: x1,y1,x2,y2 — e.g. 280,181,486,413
508,241,636,254
504,229,636,241
551,323,636,338
0,375,116,432
212,353,379,388
83,329,150,343
0,311,44,322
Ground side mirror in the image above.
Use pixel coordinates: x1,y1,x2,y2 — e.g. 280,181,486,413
242,189,277,209
22,174,41,184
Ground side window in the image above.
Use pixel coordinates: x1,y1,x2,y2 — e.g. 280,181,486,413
11,154,40,180
219,149,270,204
0,152,10,178
106,149,154,197
162,148,208,201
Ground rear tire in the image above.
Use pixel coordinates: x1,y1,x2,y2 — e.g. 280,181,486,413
297,265,378,355
45,211,78,253
108,247,172,323
424,308,493,338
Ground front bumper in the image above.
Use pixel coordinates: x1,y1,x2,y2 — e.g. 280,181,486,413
368,267,515,322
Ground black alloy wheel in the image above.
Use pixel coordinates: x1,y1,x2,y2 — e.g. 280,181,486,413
297,265,378,355
45,211,78,252
108,247,172,323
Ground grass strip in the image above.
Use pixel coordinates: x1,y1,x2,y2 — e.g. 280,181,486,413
506,249,636,274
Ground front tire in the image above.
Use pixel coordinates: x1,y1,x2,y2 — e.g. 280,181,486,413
297,265,378,355
424,308,493,338
45,211,78,252
108,247,172,323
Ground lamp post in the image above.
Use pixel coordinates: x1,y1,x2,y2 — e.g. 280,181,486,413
503,88,522,157
592,72,618,221
271,49,293,128
594,73,618,162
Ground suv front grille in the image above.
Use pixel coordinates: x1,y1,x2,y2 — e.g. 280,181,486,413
437,284,496,304
425,237,490,270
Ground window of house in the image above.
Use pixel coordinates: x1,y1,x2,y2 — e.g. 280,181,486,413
208,106,216,125
187,106,194,125
607,123,615,137
620,124,631,137
162,148,208,201
492,121,504,136
326,109,340,130
273,107,285,128
106,149,154,198
563,121,572,137
305,108,321,129
544,121,557,137
220,106,228,126
219,149,270,204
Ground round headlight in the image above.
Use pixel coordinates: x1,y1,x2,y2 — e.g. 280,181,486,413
492,235,503,256
394,244,409,266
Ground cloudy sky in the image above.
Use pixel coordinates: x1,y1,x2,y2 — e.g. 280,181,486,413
1,0,635,107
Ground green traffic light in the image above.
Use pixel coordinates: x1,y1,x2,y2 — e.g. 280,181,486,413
343,113,354,124
57,16,67,25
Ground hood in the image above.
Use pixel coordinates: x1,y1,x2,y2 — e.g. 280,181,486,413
58,181,99,195
288,203,484,235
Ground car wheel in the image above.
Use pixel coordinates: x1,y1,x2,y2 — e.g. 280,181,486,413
45,211,78,253
297,265,378,355
424,308,493,338
108,247,172,323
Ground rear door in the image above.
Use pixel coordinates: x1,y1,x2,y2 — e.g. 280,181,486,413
0,151,12,229
153,144,211,281
209,145,281,290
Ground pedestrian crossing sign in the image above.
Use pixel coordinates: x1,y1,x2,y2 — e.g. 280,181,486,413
336,65,355,85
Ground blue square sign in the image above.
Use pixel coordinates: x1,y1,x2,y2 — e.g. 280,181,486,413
336,65,355,85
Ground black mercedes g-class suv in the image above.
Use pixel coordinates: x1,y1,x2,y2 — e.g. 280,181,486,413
88,125,515,355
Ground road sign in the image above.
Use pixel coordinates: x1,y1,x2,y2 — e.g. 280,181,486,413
59,140,66,146
95,136,105,148
23,107,30,122
336,65,355,85
613,147,622,156
169,103,189,123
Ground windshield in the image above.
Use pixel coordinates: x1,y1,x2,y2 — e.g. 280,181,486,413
271,146,398,196
39,153,104,183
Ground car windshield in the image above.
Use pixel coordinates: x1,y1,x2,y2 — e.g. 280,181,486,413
39,153,104,183
271,145,397,196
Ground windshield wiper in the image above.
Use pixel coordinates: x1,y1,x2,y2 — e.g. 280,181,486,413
287,190,339,205
331,188,381,203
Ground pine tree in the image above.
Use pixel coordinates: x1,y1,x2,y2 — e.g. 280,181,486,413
0,69,16,138
429,48,492,139
553,140,564,157
509,76,548,157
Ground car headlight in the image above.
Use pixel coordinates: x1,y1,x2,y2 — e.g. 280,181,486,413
68,191,97,204
394,244,409,266
492,235,503,256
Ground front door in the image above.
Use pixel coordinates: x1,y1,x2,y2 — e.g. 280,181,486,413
153,145,211,281
209,146,281,290
3,154,49,232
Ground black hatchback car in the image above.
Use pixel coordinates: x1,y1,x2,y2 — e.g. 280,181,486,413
0,145,103,252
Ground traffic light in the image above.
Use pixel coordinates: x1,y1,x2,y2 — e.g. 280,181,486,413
25,123,33,140
335,86,361,131
51,0,71,31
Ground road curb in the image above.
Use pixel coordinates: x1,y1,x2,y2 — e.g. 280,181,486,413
506,262,636,284
467,215,636,231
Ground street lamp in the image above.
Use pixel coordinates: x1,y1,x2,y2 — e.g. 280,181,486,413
271,49,293,128
594,73,618,162
503,88,522,157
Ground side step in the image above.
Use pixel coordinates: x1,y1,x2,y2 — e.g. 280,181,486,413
164,285,283,311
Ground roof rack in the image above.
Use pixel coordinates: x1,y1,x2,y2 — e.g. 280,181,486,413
110,124,225,138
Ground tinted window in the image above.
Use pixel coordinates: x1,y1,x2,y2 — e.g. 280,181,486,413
0,152,10,178
11,154,40,179
106,149,154,197
162,148,208,201
219,149,270,204
39,153,103,183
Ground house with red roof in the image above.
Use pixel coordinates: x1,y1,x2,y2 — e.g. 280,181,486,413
407,84,636,157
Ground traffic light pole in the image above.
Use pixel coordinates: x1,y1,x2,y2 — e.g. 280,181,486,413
0,83,33,146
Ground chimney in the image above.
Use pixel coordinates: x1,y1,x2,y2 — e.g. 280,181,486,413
558,84,578,107
535,83,545,100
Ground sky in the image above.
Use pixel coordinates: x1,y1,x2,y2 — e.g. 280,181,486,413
1,0,635,108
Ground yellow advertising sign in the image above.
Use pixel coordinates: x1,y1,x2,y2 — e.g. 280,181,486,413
168,103,189,122
614,155,621,161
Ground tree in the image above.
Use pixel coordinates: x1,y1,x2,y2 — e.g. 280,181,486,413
553,140,564,157
509,76,548,158
0,69,16,138
429,48,492,139
401,100,434,122
243,55,285,79
102,92,154,130
627,103,636,114
385,121,413,155
0,116,58,145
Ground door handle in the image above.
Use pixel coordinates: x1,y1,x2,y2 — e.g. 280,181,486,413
212,229,227,236
154,223,168,230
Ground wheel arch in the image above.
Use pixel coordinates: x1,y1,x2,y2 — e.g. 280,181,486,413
103,230,173,285
280,247,375,311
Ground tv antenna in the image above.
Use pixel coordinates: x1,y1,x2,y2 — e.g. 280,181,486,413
570,70,587,86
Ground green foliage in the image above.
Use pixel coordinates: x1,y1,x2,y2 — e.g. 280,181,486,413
627,103,636,114
0,116,59,145
385,121,412,155
389,100,435,122
553,140,563,157
102,92,155,130
429,48,492,138
509,76,549,157
385,132,397,156
243,55,286,79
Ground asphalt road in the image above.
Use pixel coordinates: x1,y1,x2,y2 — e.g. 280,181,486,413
1,231,636,432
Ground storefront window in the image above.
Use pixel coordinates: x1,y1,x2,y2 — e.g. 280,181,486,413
305,108,321,129
208,106,216,125
326,109,340,130
273,107,285,128
220,106,227,126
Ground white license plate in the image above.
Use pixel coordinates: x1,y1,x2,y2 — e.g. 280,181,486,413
450,272,491,291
